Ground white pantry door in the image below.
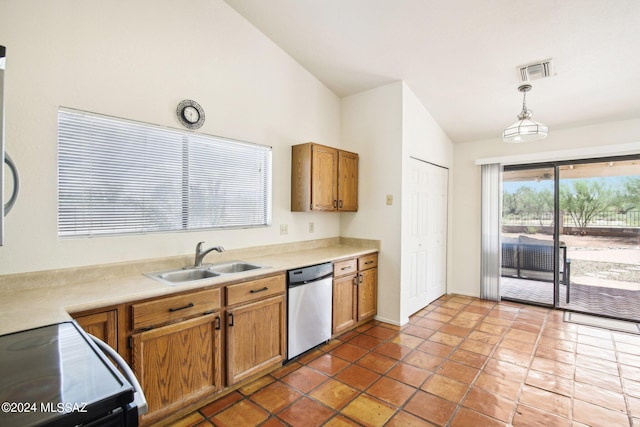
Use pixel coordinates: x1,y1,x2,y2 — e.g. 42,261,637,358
406,158,448,316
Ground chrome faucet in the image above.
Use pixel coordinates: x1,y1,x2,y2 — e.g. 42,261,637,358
194,241,225,267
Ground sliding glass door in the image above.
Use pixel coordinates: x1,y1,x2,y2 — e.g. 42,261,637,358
501,164,557,306
501,156,640,322
557,158,640,321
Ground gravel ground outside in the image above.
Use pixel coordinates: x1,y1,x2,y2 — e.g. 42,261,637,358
569,258,640,284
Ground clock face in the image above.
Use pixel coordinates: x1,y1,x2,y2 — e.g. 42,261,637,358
177,100,205,129
183,106,199,124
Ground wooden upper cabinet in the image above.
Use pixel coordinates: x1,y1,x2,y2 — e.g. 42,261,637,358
291,142,358,212
311,144,338,211
337,150,358,211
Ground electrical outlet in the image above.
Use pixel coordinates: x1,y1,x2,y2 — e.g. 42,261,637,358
309,222,314,233
280,224,288,235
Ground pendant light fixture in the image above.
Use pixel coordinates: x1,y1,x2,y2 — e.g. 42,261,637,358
502,84,548,143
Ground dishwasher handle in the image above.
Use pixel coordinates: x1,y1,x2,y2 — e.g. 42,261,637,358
88,334,148,416
288,271,333,287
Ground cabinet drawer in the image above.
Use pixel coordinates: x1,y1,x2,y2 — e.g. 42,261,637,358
333,258,357,277
132,288,221,330
226,274,286,307
358,254,378,271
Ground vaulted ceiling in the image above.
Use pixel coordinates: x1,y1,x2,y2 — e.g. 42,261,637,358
225,0,640,143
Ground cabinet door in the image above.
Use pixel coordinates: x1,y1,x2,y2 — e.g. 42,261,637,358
338,150,358,211
132,313,222,423
311,144,338,211
357,268,377,321
332,274,356,334
226,294,286,385
74,310,118,350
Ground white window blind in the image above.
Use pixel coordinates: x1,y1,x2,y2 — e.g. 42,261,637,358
480,163,503,301
58,108,272,237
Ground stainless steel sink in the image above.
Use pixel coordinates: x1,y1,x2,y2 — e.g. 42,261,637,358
145,261,265,286
209,261,263,274
157,268,220,283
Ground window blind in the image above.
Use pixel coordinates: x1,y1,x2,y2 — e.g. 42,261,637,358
58,108,272,237
480,163,503,301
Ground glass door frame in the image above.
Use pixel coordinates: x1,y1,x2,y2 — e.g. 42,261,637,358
502,162,558,308
502,154,640,310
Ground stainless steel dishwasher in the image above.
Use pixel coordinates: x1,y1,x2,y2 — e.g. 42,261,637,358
287,262,333,360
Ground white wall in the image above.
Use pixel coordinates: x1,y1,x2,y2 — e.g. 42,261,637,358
451,118,640,297
340,82,403,324
399,83,453,323
0,0,342,275
340,82,454,325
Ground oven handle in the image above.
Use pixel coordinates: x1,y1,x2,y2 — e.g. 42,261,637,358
88,334,148,416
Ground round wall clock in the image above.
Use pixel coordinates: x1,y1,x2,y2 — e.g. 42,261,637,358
177,99,205,129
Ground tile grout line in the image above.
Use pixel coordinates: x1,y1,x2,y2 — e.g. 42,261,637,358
190,296,636,427
279,321,399,426
613,332,635,427
392,296,510,426
311,321,410,426
517,306,575,425
446,298,523,426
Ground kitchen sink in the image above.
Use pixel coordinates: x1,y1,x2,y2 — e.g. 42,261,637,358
156,268,221,283
208,261,263,274
145,261,265,286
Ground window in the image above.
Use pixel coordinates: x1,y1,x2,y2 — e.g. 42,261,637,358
58,108,272,237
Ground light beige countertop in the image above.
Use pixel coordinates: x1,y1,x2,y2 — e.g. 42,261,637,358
0,238,379,336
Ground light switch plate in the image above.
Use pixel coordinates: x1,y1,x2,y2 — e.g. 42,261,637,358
386,194,393,205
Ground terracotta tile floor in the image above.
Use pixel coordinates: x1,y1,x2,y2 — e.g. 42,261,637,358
168,295,640,427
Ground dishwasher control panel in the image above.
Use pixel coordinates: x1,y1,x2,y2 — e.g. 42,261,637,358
287,262,333,285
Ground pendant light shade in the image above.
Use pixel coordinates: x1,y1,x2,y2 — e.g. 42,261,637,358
502,84,548,143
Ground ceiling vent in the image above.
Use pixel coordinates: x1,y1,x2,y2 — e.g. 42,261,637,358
518,59,554,82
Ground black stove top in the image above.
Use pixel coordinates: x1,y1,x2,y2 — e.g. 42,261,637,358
0,322,135,427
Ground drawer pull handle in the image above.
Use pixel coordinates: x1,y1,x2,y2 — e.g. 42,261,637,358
168,302,194,312
341,266,352,270
365,261,374,265
228,313,234,327
214,316,221,330
250,286,269,294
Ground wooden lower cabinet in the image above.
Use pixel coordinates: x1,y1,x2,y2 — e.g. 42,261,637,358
126,273,286,425
74,309,118,349
357,267,377,321
357,253,378,321
226,294,286,385
332,253,378,335
332,274,357,334
131,313,222,425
